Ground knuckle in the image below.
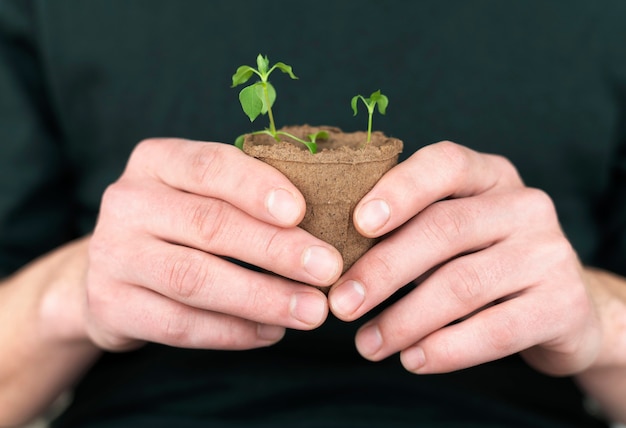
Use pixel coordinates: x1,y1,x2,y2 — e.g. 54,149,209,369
224,275,270,319
366,249,397,286
262,228,282,258
186,199,232,245
257,229,301,272
165,252,212,301
524,188,558,220
190,143,232,187
490,154,523,186
532,231,576,272
84,281,133,350
443,261,486,305
215,319,258,349
135,137,160,151
159,305,194,344
548,235,576,264
420,202,466,250
98,180,146,227
432,140,471,180
238,283,266,315
88,325,134,351
99,182,127,219
382,314,415,346
485,313,519,354
127,138,162,169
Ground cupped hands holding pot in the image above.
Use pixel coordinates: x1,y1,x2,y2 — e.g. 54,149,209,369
83,137,625,419
86,138,342,352
87,137,608,379
329,140,604,377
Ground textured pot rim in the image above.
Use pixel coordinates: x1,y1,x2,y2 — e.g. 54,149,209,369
242,126,403,165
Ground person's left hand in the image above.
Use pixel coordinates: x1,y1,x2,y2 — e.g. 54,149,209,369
328,140,601,376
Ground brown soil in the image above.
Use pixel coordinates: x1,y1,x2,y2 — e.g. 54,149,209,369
243,125,403,276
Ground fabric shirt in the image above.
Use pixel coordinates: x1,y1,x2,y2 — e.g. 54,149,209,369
1,1,625,426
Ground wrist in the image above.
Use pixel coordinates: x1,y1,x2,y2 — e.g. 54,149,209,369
35,237,97,347
580,267,626,370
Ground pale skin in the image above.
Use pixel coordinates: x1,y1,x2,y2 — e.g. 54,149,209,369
0,139,624,425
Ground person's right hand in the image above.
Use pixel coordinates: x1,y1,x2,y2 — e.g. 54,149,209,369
85,138,342,351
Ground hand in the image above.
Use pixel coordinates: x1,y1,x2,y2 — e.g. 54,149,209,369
86,139,342,351
328,141,601,376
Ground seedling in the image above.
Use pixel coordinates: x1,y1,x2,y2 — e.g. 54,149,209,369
351,90,389,146
232,54,326,154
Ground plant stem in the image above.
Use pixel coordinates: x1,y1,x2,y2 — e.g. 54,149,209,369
367,109,373,145
262,82,277,137
246,129,317,154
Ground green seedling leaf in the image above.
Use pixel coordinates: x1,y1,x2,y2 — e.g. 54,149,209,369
256,54,269,74
302,141,318,154
273,62,298,80
300,130,328,154
234,134,246,149
255,82,276,114
317,131,329,140
351,89,389,146
350,95,360,116
231,65,256,87
307,130,329,143
239,85,263,122
370,90,389,114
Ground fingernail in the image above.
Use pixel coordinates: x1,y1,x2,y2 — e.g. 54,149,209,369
290,292,327,326
356,199,390,234
302,246,340,283
266,188,301,225
256,324,285,341
402,346,426,372
356,324,383,358
330,280,365,317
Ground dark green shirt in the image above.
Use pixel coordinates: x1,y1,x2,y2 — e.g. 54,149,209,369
1,1,625,426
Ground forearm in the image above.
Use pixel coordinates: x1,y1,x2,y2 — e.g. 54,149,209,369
0,237,101,426
575,267,626,423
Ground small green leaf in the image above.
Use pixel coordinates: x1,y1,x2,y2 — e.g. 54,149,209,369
256,54,269,75
303,141,317,154
231,65,256,87
376,94,388,115
315,130,329,141
239,85,263,122
255,82,276,114
234,134,246,149
267,82,276,106
306,131,328,144
369,90,388,114
351,95,361,116
273,62,298,80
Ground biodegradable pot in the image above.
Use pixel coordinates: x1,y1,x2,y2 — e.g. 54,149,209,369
243,125,403,274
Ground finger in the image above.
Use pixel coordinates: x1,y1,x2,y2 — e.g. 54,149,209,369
86,279,285,351
352,239,544,362
353,141,523,238
399,296,542,374
101,180,341,286
403,255,596,376
126,139,306,227
90,236,329,330
330,188,553,321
